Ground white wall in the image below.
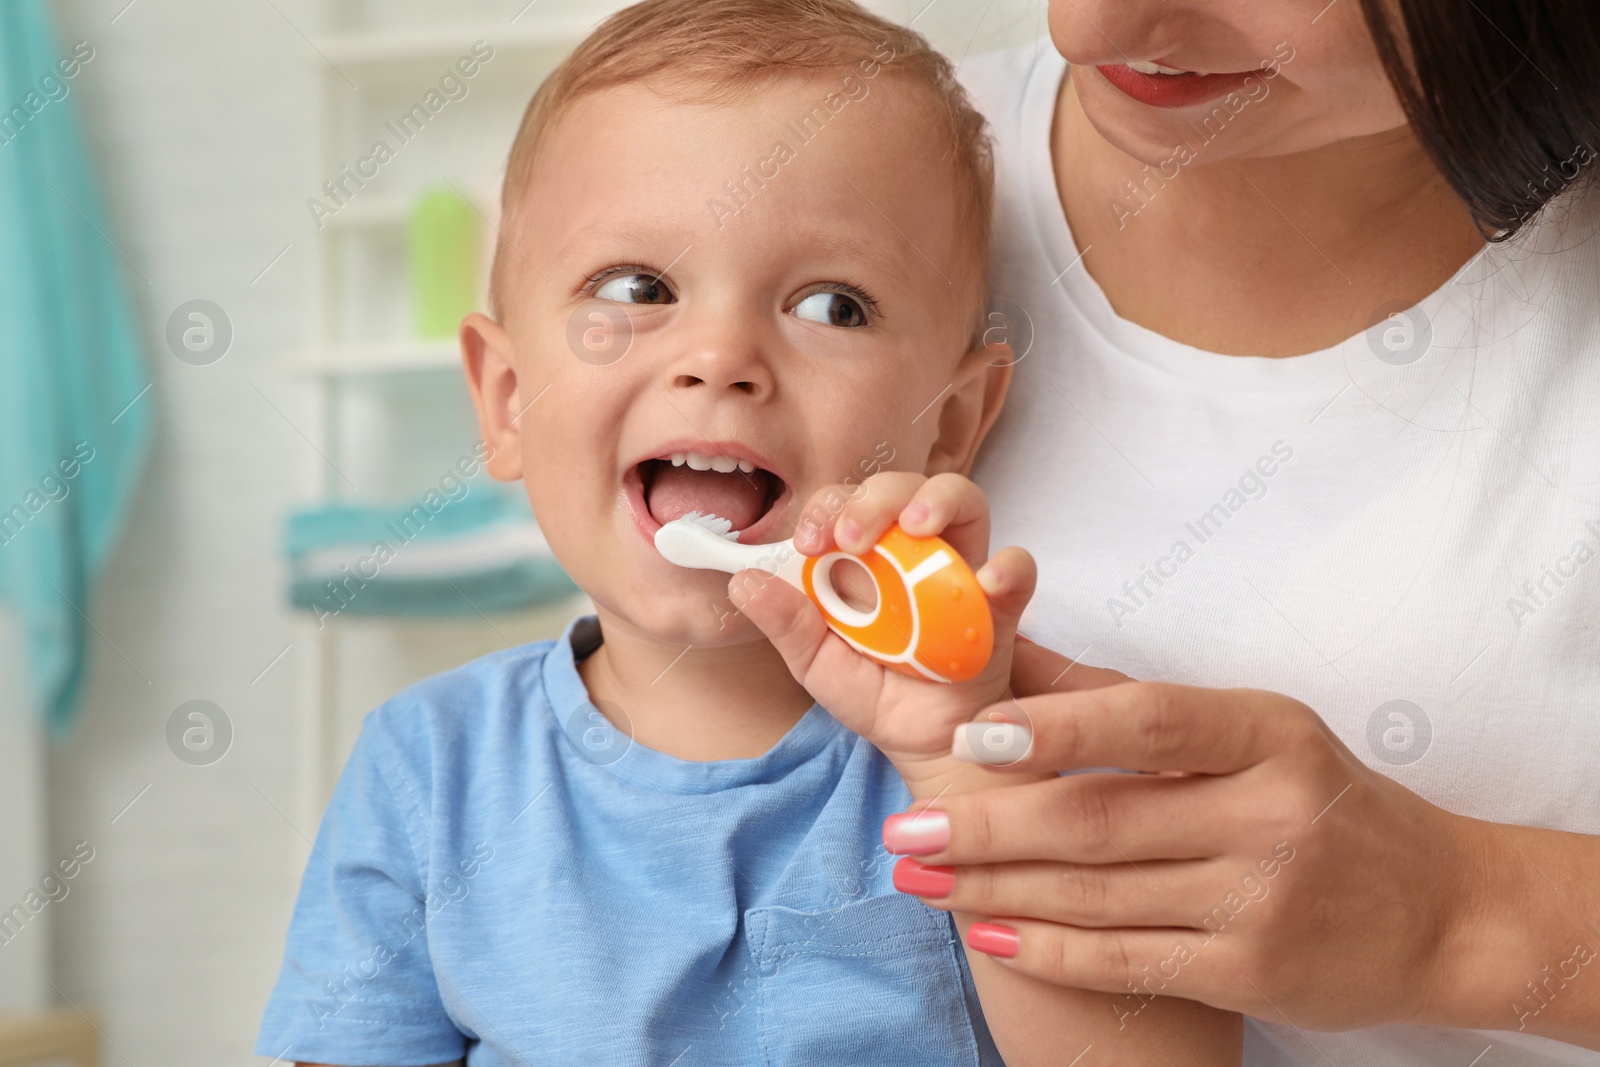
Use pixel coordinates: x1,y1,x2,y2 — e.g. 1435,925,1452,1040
0,610,47,1013
35,0,1048,1062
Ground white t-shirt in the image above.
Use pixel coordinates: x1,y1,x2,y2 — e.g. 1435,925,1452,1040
964,40,1600,1067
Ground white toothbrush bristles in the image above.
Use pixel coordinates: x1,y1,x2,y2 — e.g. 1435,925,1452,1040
678,511,740,541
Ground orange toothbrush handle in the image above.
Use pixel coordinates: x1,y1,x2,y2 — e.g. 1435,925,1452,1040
799,524,993,683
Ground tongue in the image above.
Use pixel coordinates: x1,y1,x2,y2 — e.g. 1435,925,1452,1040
647,465,772,531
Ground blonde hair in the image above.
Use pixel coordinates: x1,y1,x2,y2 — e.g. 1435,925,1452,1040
489,0,994,320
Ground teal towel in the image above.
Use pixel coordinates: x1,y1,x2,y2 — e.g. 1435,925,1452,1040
283,491,579,619
0,4,151,739
283,488,525,557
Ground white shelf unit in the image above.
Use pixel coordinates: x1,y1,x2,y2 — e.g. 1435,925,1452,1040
314,17,601,68
284,340,461,376
289,4,614,828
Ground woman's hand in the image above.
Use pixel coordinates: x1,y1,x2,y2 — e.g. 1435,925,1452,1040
886,640,1600,1045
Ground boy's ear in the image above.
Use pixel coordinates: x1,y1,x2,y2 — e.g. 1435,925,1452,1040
461,312,526,482
924,339,1014,476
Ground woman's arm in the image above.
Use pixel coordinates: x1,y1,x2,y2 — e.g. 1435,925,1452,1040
888,640,1600,1050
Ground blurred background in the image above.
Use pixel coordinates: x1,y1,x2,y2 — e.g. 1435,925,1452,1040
0,0,1050,1062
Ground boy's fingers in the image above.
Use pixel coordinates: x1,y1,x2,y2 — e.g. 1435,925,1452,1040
794,472,993,566
793,487,844,556
899,473,992,566
834,472,931,553
729,567,886,736
728,569,829,681
976,546,1035,645
792,472,919,556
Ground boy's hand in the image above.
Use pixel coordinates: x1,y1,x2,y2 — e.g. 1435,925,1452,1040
732,472,1042,798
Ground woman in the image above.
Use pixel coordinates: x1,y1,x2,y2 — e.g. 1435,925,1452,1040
763,0,1600,1062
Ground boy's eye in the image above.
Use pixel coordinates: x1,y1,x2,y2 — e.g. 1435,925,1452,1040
593,273,675,305
792,291,870,329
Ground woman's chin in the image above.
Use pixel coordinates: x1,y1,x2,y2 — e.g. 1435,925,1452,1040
1071,74,1200,164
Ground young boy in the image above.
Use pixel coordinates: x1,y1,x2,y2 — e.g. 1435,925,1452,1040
257,2,1240,1064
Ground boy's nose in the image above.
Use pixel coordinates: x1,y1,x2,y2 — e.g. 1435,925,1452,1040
664,331,775,399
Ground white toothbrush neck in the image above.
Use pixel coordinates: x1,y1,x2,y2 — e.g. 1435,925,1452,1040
655,519,806,586
713,536,805,584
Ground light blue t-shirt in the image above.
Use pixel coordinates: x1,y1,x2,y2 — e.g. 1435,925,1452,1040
257,616,1002,1066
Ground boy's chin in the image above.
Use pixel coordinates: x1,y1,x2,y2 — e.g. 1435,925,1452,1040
598,585,771,649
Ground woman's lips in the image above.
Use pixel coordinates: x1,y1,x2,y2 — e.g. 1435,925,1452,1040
1095,63,1257,109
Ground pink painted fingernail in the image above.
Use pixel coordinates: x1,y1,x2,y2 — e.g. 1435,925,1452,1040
967,922,1020,959
882,810,949,854
892,857,955,898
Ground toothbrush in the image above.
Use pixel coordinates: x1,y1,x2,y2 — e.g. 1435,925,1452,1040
655,512,993,683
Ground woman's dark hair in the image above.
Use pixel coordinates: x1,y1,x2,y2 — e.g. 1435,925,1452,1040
1361,0,1600,240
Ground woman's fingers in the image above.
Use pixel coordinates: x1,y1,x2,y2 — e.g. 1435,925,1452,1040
886,773,1236,865
963,916,1242,1011
1010,634,1129,696
963,682,1305,776
898,856,1224,929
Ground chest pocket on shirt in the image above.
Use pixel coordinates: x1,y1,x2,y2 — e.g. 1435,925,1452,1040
745,893,996,1067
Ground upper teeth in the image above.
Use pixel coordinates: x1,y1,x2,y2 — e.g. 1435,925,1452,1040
1128,60,1191,75
670,451,756,474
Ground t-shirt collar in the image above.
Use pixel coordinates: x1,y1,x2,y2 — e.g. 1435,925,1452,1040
540,614,842,795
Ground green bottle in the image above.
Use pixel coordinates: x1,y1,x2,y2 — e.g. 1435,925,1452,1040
409,185,479,339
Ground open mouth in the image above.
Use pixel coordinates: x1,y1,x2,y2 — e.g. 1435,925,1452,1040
627,446,792,543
